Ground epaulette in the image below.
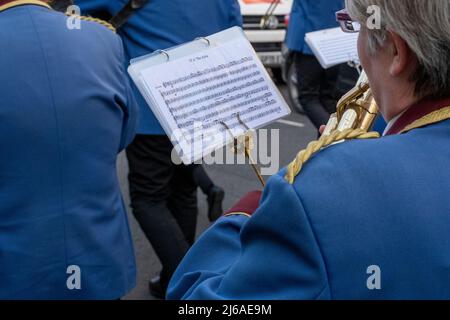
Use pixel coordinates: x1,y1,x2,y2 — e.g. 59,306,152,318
66,14,116,33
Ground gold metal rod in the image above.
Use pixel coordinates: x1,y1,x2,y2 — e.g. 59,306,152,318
221,116,265,187
245,148,266,187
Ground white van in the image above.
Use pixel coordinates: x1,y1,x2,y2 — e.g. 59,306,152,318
239,0,293,81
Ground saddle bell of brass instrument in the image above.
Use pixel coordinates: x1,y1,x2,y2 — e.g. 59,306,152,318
238,71,379,187
322,71,379,136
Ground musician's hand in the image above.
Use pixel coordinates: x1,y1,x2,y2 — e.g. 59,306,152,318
224,190,262,217
319,125,326,136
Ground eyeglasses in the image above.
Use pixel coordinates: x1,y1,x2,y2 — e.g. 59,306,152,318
336,9,361,33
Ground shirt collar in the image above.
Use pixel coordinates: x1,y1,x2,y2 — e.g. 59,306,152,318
383,110,406,136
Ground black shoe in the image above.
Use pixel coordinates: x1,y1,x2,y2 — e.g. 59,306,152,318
149,276,165,299
207,186,225,222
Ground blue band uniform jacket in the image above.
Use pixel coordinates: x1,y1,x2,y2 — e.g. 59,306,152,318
167,98,450,300
0,1,138,299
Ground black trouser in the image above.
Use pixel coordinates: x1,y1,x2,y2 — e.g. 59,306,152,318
126,135,198,291
191,165,214,195
294,52,340,129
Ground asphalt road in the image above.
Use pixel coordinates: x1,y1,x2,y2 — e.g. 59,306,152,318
118,84,318,300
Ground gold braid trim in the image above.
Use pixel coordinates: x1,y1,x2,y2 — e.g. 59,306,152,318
0,0,51,12
0,1,115,33
285,106,450,184
67,14,116,33
400,106,450,134
285,129,380,184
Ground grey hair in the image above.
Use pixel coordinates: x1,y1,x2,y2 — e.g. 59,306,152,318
346,0,450,99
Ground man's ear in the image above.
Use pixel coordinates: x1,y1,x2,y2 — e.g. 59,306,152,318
388,31,414,77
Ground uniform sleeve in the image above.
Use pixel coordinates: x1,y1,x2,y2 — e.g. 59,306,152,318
117,37,139,151
229,0,243,27
167,174,330,300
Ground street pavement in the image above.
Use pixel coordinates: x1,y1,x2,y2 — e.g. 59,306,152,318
119,84,318,300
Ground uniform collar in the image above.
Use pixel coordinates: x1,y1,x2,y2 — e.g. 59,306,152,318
384,97,450,136
0,0,51,12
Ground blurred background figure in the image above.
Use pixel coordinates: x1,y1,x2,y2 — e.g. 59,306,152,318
76,0,242,299
0,0,138,299
191,165,225,223
49,0,73,11
286,0,359,130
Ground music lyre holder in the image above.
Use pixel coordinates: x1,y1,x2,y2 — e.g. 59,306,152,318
220,114,266,187
155,37,211,62
156,39,265,186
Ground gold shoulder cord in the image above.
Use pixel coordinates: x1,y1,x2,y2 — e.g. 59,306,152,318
285,105,450,184
284,72,382,184
285,129,380,184
67,14,116,33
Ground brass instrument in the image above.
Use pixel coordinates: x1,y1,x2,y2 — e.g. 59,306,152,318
322,71,378,136
284,71,380,184
232,71,379,186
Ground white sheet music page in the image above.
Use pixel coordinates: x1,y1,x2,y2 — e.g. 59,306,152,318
135,34,290,164
305,27,359,69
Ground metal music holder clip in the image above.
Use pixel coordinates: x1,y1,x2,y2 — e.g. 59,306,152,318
195,37,211,46
220,114,266,187
155,37,210,61
155,49,170,61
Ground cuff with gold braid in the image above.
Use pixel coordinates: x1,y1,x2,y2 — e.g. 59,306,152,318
224,191,262,218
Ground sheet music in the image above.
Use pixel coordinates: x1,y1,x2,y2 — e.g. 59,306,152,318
133,31,290,164
305,27,359,69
